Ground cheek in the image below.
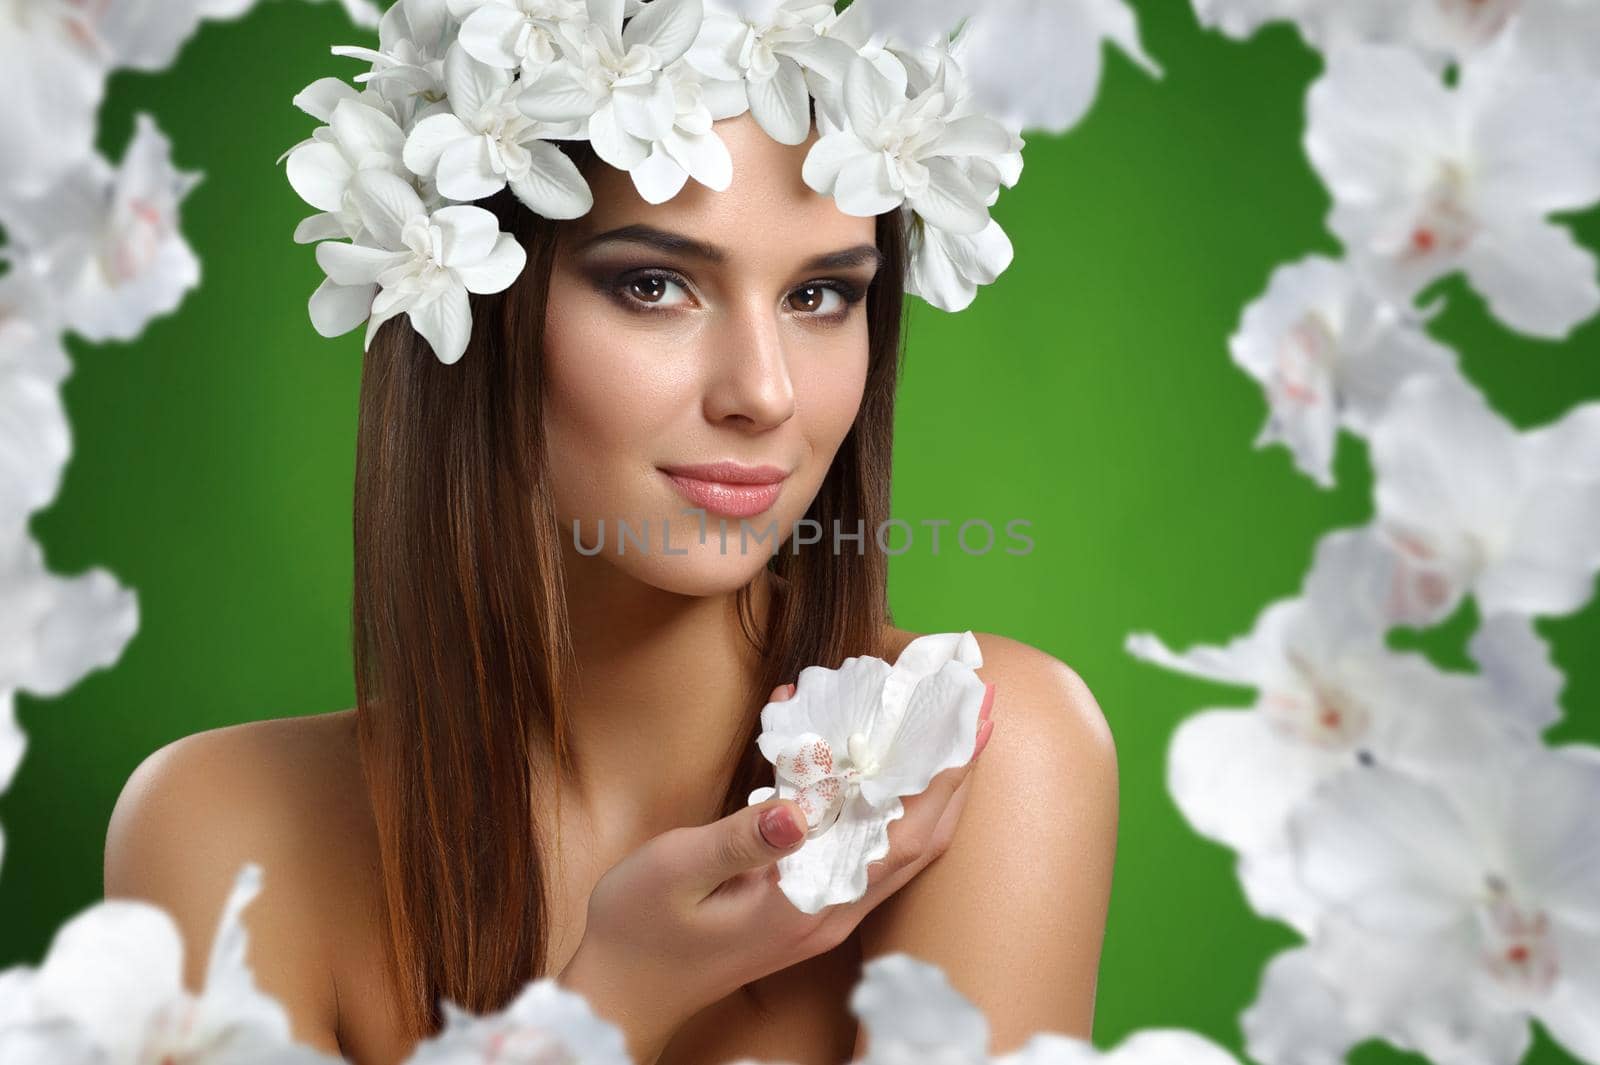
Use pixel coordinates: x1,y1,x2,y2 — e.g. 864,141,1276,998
541,297,695,522
793,327,870,467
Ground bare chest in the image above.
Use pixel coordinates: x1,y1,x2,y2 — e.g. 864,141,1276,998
332,892,861,1065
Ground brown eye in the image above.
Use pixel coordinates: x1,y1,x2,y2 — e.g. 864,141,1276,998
630,276,668,302
788,284,846,316
616,271,691,309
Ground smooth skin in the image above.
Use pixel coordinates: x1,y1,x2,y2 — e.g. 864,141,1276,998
102,111,1118,1064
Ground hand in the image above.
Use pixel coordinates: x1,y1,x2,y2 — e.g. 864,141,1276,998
558,679,998,1064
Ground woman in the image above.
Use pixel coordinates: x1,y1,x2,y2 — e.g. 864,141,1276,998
102,109,1118,1065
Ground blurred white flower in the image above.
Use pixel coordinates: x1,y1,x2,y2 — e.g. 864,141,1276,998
0,113,203,344
841,953,1243,1065
1283,744,1600,1063
404,42,593,214
405,980,630,1065
747,631,988,913
1305,39,1600,339
312,169,528,363
1229,255,1460,488
0,2,107,200
949,0,1161,136
0,268,72,535
1466,612,1564,734
1127,527,1536,931
1370,374,1600,625
1241,945,1361,1065
0,534,138,704
0,863,342,1064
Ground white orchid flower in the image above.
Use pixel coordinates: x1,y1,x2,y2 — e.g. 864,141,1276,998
1369,374,1600,625
1127,526,1534,931
403,980,630,1064
514,0,707,198
0,114,202,344
686,0,856,145
1228,255,1459,488
404,43,594,216
446,0,588,76
313,170,528,364
1284,745,1600,1063
802,51,1016,238
287,96,415,245
333,0,460,128
1305,39,1600,339
746,631,987,913
0,268,72,535
0,863,343,1064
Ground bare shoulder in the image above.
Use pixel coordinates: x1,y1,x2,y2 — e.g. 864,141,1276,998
104,708,371,1056
882,624,1115,762
866,626,1117,1046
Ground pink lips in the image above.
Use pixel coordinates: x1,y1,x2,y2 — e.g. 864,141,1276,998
660,461,789,519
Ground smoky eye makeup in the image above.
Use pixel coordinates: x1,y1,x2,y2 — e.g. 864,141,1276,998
583,260,873,323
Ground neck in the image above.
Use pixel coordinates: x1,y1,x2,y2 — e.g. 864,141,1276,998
546,540,777,860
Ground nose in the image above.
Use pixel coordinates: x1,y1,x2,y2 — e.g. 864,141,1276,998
702,302,796,430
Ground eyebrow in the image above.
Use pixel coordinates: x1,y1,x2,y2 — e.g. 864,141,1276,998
576,223,886,274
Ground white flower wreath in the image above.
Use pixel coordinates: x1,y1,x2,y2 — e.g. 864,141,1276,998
283,0,1027,365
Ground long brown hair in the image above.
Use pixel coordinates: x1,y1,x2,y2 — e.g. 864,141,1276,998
351,138,910,1041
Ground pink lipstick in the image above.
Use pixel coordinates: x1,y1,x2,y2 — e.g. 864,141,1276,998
659,461,789,519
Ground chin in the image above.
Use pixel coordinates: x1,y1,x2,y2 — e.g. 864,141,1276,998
604,537,781,597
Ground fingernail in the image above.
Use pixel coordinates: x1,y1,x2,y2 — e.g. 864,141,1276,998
974,719,995,759
980,682,997,724
785,683,798,699
760,805,804,848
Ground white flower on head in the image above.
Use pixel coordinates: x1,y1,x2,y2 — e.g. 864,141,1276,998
333,0,461,127
404,42,594,216
1369,374,1600,626
313,170,528,364
404,980,630,1065
0,114,202,344
515,0,711,201
686,0,857,145
1228,255,1459,489
0,863,342,1064
1305,39,1600,339
287,96,416,244
746,631,987,914
446,0,588,77
803,51,1016,236
1284,745,1600,1064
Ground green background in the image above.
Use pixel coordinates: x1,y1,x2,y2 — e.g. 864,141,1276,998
3,3,1597,1063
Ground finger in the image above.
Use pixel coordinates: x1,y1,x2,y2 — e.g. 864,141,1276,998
683,799,810,897
767,681,797,703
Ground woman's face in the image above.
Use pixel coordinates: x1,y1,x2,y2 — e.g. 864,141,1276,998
542,112,885,597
